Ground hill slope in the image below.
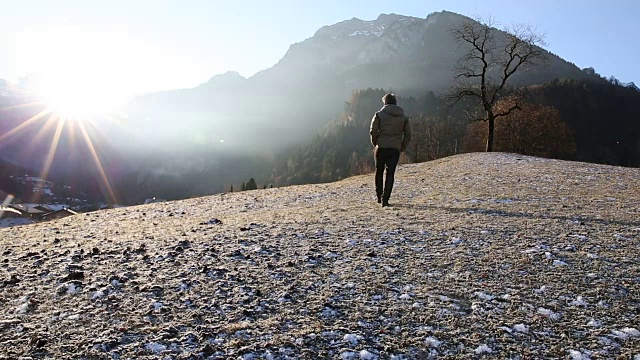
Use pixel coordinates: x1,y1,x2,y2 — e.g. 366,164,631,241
1,153,639,358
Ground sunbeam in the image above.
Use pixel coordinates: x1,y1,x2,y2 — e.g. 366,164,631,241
31,116,65,203
65,114,78,151
0,94,123,206
0,101,46,113
15,112,59,164
80,116,130,157
0,108,53,145
77,121,118,204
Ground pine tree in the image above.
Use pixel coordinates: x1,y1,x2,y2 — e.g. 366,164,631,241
246,178,258,190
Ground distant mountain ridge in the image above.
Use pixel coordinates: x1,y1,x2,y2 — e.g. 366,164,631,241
260,11,591,92
125,11,598,150
197,71,246,90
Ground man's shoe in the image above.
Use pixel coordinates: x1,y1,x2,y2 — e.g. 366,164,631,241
377,195,382,204
382,199,390,207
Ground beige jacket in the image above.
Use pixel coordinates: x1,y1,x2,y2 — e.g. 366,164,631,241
370,105,411,151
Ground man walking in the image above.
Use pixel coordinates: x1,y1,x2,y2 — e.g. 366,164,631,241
369,93,411,207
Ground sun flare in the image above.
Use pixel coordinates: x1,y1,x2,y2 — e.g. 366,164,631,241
37,75,126,120
17,26,134,119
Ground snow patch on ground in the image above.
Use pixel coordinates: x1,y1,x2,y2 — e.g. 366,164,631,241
343,333,362,346
612,327,640,339
553,259,568,266
569,296,588,307
359,349,377,360
513,324,529,333
474,344,492,354
587,318,601,327
424,336,441,348
474,291,495,301
537,307,561,320
145,342,167,353
569,350,590,360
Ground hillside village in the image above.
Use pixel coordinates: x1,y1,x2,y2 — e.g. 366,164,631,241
0,173,158,228
0,174,77,227
0,169,278,228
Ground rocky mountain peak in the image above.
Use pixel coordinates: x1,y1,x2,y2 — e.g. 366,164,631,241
198,71,246,90
374,13,404,24
312,13,421,41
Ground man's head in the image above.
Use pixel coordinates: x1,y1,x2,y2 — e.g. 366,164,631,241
382,93,397,105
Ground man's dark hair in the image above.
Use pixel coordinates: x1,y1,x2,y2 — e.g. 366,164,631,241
382,93,397,105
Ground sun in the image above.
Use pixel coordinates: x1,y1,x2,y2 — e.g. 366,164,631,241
37,74,126,120
1,26,139,205
18,26,134,120
0,77,121,206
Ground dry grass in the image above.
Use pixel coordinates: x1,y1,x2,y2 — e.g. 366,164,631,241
1,153,639,359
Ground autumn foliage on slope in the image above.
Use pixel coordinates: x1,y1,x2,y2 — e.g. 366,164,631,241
463,100,576,159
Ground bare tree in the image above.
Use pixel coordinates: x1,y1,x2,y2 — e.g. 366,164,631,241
463,99,575,159
450,17,546,152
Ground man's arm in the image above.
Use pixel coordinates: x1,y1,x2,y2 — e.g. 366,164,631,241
401,117,411,152
369,113,380,147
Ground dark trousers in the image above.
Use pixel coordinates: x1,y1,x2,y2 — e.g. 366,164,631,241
375,148,400,199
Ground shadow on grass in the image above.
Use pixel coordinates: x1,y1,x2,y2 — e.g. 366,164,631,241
393,203,640,228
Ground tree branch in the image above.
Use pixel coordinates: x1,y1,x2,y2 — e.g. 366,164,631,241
448,88,482,104
462,108,487,122
489,28,546,105
454,71,483,79
494,103,521,119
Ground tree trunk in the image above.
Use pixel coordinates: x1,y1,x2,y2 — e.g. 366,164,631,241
486,113,495,152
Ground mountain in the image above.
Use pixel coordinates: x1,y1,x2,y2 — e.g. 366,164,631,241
124,11,598,151
258,11,591,94
0,11,615,204
1,153,638,357
197,71,247,90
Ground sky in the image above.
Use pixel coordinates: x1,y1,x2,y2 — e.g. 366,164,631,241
1,0,638,96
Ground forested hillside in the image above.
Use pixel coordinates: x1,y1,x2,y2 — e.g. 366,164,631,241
268,77,640,187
